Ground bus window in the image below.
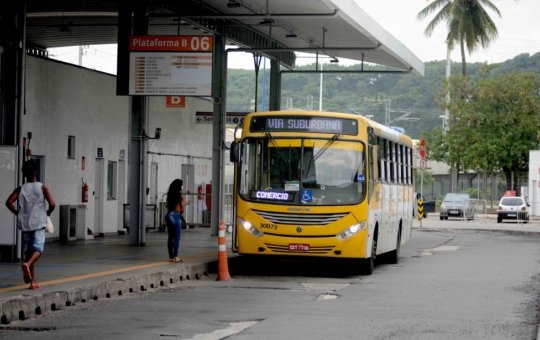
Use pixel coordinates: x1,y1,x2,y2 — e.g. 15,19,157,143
388,140,394,182
300,148,317,188
238,137,365,205
396,144,403,184
381,139,387,182
368,144,375,182
376,137,382,181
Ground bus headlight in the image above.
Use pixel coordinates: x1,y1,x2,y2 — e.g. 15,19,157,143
238,217,263,238
336,222,367,241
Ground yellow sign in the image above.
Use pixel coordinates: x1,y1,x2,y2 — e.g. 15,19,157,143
417,199,424,220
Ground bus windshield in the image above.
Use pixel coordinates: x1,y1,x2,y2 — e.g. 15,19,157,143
238,137,366,205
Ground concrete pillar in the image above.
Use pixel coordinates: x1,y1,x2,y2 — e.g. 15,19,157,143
210,35,226,236
119,1,148,246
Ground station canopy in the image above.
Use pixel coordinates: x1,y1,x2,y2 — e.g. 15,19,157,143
25,0,424,75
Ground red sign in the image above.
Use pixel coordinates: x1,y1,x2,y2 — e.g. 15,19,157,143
166,96,185,108
420,138,426,159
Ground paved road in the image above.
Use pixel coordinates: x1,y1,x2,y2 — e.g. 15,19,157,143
2,224,539,340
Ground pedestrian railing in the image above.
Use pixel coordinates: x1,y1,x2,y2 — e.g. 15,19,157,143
156,193,234,230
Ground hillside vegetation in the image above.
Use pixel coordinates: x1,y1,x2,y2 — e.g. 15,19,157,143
226,53,540,139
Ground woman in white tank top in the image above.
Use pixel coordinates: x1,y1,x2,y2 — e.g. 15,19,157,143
5,160,56,289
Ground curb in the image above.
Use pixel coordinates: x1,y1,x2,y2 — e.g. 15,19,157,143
0,262,210,325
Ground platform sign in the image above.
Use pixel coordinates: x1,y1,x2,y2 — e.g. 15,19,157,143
166,96,185,108
128,35,213,96
195,111,247,125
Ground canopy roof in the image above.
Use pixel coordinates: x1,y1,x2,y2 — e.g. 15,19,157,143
26,0,423,75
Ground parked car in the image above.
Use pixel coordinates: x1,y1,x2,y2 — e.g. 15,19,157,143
497,196,529,223
439,193,475,220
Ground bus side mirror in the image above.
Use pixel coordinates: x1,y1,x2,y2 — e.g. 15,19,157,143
230,142,239,163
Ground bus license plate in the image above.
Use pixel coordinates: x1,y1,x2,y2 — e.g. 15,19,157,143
289,243,309,252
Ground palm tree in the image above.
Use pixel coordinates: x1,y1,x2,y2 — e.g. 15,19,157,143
417,0,501,75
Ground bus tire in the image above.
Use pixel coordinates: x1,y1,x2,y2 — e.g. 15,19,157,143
387,228,401,265
361,231,377,275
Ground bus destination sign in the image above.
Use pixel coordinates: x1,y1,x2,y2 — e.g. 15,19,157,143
250,116,358,135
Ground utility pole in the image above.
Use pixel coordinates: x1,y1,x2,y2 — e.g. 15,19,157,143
445,46,457,193
362,97,418,127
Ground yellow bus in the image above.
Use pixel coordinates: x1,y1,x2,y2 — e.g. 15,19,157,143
229,111,415,274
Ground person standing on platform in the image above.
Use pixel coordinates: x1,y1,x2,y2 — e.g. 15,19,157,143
5,160,56,289
165,179,190,263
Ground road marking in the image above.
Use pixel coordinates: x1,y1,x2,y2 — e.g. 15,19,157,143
184,320,259,340
432,245,460,252
0,251,216,293
317,292,340,301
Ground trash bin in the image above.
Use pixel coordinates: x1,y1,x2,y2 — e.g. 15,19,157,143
424,200,436,214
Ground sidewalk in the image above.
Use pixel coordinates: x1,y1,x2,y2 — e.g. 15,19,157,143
0,226,224,324
415,213,540,233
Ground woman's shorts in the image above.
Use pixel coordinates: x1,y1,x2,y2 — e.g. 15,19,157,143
22,229,45,255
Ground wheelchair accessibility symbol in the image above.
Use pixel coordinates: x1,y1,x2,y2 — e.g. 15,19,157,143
301,190,313,202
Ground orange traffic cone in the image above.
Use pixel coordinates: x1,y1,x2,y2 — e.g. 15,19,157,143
216,220,231,281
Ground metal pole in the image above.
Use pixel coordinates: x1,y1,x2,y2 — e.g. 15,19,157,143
15,1,27,260
210,35,226,236
268,59,281,110
420,170,424,199
319,64,323,111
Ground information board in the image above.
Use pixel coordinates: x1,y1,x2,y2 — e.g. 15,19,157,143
128,35,213,96
250,116,358,135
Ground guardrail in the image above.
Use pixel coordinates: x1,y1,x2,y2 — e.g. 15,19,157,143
122,193,234,232
156,193,233,230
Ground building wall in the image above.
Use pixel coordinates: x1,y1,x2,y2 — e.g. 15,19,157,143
529,150,540,216
23,56,213,238
145,96,214,224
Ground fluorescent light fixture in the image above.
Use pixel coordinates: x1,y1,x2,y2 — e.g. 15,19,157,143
259,18,273,25
286,31,297,38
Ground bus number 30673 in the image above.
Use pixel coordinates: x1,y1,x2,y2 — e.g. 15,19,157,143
260,223,277,230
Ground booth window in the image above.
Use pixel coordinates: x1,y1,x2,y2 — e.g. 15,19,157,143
107,161,117,200
67,135,75,159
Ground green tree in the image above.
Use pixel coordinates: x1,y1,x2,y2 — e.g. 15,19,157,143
441,72,540,190
417,0,501,75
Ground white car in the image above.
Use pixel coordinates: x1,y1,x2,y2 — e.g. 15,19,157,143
497,196,529,223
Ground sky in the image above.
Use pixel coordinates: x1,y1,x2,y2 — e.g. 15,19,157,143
48,0,540,73
355,0,540,64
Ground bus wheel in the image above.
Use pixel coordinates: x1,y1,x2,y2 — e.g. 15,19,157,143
361,234,377,275
387,229,401,265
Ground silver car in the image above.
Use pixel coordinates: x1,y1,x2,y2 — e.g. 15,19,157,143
439,193,475,220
